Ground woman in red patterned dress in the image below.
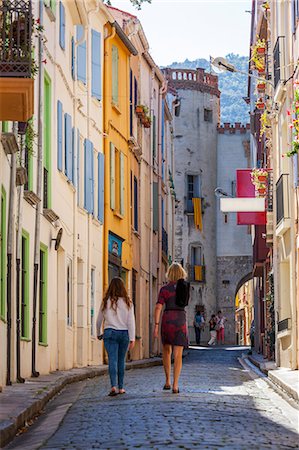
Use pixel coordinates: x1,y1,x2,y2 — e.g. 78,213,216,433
154,263,189,394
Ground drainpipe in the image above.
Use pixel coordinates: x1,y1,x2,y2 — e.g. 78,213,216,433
31,0,44,377
6,125,17,386
16,136,25,383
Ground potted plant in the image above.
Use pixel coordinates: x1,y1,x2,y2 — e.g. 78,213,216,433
256,98,265,110
257,81,266,92
135,105,144,116
255,38,266,54
18,121,28,135
251,168,268,183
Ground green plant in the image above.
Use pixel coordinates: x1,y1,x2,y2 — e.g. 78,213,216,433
260,110,270,136
25,118,37,157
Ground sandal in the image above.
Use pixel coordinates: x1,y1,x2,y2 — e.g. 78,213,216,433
172,388,180,394
163,384,171,390
108,389,118,397
118,389,126,394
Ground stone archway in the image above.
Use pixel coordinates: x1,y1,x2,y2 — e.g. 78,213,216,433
216,255,253,344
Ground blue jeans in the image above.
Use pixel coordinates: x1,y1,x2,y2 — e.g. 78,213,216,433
104,328,129,389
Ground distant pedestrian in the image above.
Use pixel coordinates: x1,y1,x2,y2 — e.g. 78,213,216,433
216,310,227,345
208,314,217,346
249,319,255,349
96,277,135,397
193,311,205,345
154,262,189,394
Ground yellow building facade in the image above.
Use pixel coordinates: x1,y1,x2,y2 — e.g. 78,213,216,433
103,22,137,292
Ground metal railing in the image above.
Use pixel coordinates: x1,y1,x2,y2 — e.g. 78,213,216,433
0,0,33,77
276,174,290,225
162,227,168,256
273,36,286,89
277,318,290,333
267,170,273,212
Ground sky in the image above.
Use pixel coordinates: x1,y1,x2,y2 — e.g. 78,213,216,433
109,0,252,67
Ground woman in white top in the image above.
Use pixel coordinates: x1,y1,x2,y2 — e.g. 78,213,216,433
97,277,135,396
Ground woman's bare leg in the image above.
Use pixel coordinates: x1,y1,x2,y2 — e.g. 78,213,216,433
173,346,184,390
162,344,172,386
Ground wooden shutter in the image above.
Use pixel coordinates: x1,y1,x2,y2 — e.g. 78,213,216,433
98,153,104,223
57,101,63,171
91,30,101,100
161,100,165,181
72,127,75,184
134,176,138,231
110,142,115,210
64,113,72,180
153,182,159,232
112,46,119,104
130,70,133,136
59,2,65,50
76,25,86,84
134,77,138,108
84,139,94,214
152,115,156,160
120,152,125,216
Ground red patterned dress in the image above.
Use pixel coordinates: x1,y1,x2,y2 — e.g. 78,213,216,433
157,282,188,348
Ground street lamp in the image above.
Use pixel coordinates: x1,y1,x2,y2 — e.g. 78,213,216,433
210,56,274,88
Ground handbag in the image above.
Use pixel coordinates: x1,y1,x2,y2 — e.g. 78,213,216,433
175,279,190,307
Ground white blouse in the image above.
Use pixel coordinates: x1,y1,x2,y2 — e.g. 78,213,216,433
96,297,136,341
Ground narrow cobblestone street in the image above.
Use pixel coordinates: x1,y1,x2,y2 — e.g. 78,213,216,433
7,347,298,450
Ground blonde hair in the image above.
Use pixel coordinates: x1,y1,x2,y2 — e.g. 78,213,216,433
166,262,187,282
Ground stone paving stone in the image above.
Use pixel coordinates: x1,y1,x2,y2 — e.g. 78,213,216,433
7,347,299,449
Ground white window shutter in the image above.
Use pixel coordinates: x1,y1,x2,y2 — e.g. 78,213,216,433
120,152,125,216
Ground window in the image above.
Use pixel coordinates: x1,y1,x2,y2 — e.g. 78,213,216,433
91,268,95,336
191,246,202,266
67,257,72,326
91,30,101,100
186,174,200,212
134,77,138,108
204,109,212,122
76,25,86,84
21,232,29,338
71,37,75,80
153,182,159,232
130,70,133,136
161,100,165,181
152,115,157,160
64,113,73,182
59,1,65,50
134,176,138,231
84,139,94,214
39,245,47,344
110,144,124,216
112,45,119,105
97,153,104,223
43,73,51,208
57,100,63,171
0,188,6,320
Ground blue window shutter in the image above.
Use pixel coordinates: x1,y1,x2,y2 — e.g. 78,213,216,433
59,2,65,50
72,127,75,184
98,153,104,223
57,100,63,171
91,30,101,100
77,131,80,203
161,99,165,181
64,113,72,180
71,37,75,80
161,198,164,229
153,182,159,232
76,25,86,84
134,77,138,108
84,139,94,214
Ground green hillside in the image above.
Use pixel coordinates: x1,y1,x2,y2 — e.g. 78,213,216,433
167,54,250,125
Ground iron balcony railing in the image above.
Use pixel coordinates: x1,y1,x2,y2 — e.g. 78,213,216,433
273,36,286,89
266,170,273,212
0,0,33,78
276,174,290,225
162,227,168,256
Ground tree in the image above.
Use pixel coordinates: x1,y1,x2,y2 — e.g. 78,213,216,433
104,0,151,10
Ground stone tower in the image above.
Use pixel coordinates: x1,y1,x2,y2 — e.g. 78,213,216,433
165,68,220,343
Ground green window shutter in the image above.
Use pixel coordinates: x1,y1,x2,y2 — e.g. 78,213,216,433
153,182,159,232
39,245,48,344
0,187,6,319
120,152,125,216
110,142,115,210
112,46,119,105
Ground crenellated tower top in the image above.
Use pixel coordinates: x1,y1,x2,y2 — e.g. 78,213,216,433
164,68,220,97
217,123,250,134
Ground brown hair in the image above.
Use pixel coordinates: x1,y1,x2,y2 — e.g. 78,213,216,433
166,262,187,282
101,277,131,311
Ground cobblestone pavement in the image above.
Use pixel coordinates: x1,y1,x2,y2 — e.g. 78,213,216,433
7,347,299,450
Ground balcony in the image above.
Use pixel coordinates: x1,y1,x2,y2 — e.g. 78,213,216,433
189,265,206,283
0,0,34,121
162,227,168,257
276,174,291,236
